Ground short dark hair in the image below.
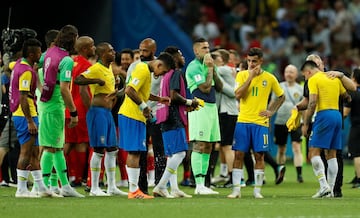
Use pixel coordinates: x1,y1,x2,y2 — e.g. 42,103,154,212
45,29,59,48
300,60,318,71
248,47,263,58
157,52,176,70
115,48,134,65
55,24,78,53
164,46,180,56
120,48,134,58
352,68,360,83
193,37,207,45
22,38,42,58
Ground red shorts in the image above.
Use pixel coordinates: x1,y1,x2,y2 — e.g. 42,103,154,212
65,117,89,143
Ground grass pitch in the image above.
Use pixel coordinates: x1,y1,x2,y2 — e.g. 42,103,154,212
0,161,359,218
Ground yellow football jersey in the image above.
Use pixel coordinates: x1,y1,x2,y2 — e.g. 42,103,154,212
235,70,284,127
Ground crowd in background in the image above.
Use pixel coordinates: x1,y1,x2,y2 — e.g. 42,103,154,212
159,0,360,80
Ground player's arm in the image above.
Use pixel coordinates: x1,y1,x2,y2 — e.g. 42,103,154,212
74,74,104,86
213,68,223,92
327,71,356,91
262,94,285,117
343,106,351,119
295,97,309,111
60,58,78,128
302,94,317,137
198,54,214,94
79,85,91,110
149,93,170,105
197,67,214,94
18,71,37,134
235,65,260,100
126,86,151,119
19,91,37,135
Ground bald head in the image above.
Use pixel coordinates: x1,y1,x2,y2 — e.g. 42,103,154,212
75,36,95,58
284,64,298,83
139,38,157,61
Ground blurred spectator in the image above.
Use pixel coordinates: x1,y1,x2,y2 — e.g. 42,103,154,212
192,11,220,48
311,21,332,58
330,0,354,56
261,26,286,63
223,2,248,43
317,0,336,27
213,29,240,51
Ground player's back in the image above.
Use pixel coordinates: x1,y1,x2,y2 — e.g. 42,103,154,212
308,72,346,111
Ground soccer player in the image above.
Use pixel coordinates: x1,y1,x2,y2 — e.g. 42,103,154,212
228,47,285,199
112,49,134,187
185,38,223,195
74,42,127,197
64,36,95,187
300,60,346,198
290,54,356,197
38,24,84,197
152,46,197,198
9,38,52,197
118,52,175,199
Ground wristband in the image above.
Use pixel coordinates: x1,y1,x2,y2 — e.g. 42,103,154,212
139,101,148,111
185,99,193,106
339,72,344,79
70,110,78,117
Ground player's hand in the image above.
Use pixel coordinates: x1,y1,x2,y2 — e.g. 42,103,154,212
249,65,261,78
259,110,274,118
159,96,171,106
68,116,79,128
301,124,309,138
142,107,151,119
27,121,38,135
97,79,105,86
203,53,214,68
326,71,343,79
190,99,200,108
105,90,117,102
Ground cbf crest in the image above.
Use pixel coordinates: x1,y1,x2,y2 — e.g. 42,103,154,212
262,80,267,87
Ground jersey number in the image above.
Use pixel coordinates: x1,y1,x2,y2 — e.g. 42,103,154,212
252,86,258,96
263,134,269,145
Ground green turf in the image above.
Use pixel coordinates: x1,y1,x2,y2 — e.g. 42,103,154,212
0,161,359,218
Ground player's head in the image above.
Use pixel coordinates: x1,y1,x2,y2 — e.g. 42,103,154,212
119,48,134,71
300,60,319,80
164,46,185,69
95,42,115,64
139,38,156,61
152,52,176,77
247,47,263,70
193,37,210,60
55,24,78,54
75,36,96,59
44,29,59,49
284,64,298,83
22,38,42,64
